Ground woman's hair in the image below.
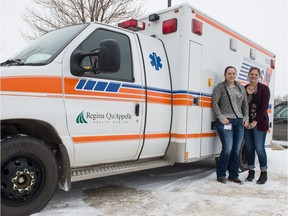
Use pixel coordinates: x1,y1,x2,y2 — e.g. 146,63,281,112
248,67,261,76
224,66,237,76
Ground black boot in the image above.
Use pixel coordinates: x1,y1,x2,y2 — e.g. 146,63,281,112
256,171,267,184
245,170,255,182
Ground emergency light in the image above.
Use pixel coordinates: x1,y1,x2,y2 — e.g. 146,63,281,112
162,18,177,34
118,19,145,31
192,19,203,36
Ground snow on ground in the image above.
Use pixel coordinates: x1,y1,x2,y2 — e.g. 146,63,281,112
34,146,288,216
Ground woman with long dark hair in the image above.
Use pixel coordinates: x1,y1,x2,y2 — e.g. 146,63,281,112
244,67,270,184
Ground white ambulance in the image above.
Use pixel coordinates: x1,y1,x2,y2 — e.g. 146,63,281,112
0,3,275,215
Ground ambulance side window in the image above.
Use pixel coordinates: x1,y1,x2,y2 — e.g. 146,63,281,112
75,29,133,82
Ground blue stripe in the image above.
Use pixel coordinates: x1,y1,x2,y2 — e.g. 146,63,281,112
76,79,87,90
106,83,121,92
146,86,171,94
240,69,248,74
242,62,251,67
84,80,97,90
173,90,188,94
173,90,212,97
241,66,250,71
122,83,171,94
94,81,108,91
122,83,143,89
201,93,213,97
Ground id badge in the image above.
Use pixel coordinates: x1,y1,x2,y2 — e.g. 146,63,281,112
224,123,232,130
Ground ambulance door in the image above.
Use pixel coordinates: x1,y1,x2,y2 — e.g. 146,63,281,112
186,41,202,158
63,27,145,166
187,41,218,158
137,35,172,158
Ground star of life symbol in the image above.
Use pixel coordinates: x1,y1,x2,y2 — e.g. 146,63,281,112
149,52,162,71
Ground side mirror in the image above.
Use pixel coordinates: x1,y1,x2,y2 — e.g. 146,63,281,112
98,39,120,72
70,39,120,76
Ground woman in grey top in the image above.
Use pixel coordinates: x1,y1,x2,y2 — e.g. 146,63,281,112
212,66,249,184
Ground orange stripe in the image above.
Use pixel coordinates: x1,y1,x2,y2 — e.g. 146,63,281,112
147,96,171,105
144,133,170,139
200,96,212,102
147,91,171,99
173,94,193,99
66,90,144,100
201,133,217,137
1,93,62,99
199,101,212,108
73,134,142,143
173,100,193,106
195,13,274,58
65,95,144,103
172,133,217,139
73,133,169,143
0,76,62,94
118,88,143,95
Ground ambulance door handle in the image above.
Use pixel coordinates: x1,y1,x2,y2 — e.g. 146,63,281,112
193,97,199,106
135,104,140,116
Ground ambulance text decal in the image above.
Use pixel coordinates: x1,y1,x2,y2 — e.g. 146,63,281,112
76,110,133,124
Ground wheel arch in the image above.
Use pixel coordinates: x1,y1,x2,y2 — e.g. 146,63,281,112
1,119,72,191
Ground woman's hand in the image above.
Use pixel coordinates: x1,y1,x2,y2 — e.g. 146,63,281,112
221,118,229,125
243,120,249,128
250,121,257,129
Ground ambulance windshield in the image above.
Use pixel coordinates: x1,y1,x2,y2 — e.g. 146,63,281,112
1,23,89,66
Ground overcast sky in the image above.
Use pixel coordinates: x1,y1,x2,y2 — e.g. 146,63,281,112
1,0,287,96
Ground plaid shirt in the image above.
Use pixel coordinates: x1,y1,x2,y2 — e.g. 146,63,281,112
212,81,249,122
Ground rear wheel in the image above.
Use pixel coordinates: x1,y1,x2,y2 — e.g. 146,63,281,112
1,136,58,216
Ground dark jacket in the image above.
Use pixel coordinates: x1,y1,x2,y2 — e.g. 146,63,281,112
245,82,270,131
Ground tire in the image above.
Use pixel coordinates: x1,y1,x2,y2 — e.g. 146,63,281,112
215,156,219,165
1,136,58,216
239,140,248,172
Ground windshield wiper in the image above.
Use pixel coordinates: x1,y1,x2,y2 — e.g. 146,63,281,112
1,59,25,66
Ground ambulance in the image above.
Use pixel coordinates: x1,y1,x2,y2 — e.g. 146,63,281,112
0,3,275,215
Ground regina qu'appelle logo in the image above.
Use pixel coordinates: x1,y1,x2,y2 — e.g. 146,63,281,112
76,111,88,123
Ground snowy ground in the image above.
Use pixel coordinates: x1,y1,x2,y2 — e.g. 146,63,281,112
34,146,288,216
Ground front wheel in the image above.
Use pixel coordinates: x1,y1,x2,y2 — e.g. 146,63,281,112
1,136,58,216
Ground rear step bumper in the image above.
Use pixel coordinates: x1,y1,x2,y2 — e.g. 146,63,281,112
71,159,173,182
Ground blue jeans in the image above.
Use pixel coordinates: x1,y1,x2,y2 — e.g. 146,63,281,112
216,118,244,179
244,128,267,171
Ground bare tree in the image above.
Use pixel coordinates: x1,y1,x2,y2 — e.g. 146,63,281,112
21,0,144,40
274,94,288,105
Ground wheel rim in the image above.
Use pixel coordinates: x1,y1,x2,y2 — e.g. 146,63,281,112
1,156,44,205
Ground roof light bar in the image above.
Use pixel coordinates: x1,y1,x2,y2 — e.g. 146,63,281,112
118,19,145,31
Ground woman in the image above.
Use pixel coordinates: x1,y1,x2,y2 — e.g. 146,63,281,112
212,66,249,184
244,67,270,184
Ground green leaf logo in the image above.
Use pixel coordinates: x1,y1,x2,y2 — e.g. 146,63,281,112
76,111,88,123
